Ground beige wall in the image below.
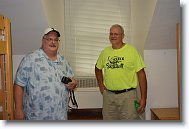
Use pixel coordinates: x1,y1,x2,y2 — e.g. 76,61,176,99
131,0,157,55
41,0,65,55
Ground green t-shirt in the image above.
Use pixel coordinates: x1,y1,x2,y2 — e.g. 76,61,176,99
96,43,146,90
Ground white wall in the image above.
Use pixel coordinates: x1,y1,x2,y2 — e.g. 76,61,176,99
72,88,102,108
144,49,178,120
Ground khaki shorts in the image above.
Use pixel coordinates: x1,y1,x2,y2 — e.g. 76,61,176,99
102,89,141,120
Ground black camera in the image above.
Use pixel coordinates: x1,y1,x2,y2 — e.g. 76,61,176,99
61,76,72,84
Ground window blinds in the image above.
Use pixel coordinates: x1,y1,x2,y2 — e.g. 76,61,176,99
64,0,131,76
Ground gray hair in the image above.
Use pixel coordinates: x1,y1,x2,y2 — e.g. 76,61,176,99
110,24,124,34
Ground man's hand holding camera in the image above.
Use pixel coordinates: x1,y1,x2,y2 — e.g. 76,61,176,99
66,78,77,90
61,76,77,90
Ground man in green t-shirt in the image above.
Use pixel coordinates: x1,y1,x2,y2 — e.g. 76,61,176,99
95,24,147,120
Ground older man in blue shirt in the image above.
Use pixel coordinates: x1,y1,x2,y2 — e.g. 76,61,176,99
14,28,77,120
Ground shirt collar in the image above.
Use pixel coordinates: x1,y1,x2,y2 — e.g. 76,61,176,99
38,48,63,63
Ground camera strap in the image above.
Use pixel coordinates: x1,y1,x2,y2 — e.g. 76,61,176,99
68,90,78,109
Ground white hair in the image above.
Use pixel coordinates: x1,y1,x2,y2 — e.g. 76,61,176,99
110,24,124,34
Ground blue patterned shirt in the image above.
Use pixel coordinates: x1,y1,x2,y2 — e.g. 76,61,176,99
14,49,74,120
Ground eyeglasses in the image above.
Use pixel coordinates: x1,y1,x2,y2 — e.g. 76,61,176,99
44,37,60,43
109,33,123,37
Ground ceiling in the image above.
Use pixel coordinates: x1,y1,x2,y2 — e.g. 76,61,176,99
0,0,180,55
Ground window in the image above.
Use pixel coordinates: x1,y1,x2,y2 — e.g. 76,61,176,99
64,0,131,77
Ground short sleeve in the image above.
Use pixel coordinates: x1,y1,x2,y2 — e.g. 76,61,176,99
133,49,146,72
14,56,32,87
95,50,104,70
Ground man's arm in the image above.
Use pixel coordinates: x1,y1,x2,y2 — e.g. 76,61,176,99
95,65,106,94
13,84,25,120
137,68,147,114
